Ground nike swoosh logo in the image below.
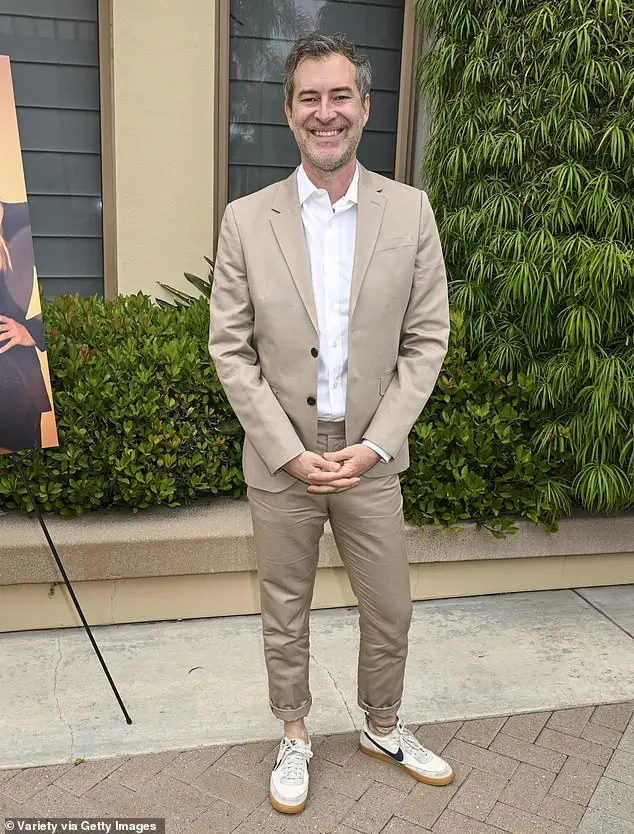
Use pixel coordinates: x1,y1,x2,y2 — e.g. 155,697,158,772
364,732,404,762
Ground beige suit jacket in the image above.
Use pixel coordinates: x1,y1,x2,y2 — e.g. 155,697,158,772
208,165,449,492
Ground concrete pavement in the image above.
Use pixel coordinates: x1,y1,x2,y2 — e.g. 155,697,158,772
0,586,633,769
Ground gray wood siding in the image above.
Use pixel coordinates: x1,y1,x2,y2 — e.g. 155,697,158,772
228,0,405,201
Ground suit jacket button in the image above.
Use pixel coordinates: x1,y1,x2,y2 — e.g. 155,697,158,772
307,396,316,406
311,348,319,357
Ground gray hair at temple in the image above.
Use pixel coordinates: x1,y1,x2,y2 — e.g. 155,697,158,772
283,33,372,107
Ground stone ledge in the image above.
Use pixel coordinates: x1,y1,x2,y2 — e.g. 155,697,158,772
3,553,634,631
0,498,632,586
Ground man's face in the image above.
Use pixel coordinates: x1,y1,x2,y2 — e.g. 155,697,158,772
285,53,369,174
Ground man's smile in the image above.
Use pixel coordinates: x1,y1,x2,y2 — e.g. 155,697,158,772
309,128,345,138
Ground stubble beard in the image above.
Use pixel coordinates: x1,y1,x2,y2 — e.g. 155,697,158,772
296,120,364,175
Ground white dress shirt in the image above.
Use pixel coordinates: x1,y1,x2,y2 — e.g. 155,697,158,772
297,164,390,462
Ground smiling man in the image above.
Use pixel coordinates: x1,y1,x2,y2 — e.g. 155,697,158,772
209,33,451,814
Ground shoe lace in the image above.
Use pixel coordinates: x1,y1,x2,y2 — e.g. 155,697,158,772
397,720,433,763
280,739,312,784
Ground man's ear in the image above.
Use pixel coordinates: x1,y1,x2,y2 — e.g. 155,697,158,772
284,100,293,130
362,94,370,126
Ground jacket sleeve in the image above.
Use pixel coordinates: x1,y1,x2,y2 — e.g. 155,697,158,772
362,191,450,457
208,203,305,475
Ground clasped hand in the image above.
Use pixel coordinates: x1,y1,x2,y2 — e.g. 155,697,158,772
0,316,36,354
284,445,380,494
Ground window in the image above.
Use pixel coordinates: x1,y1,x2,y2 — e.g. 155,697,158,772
227,0,408,203
0,0,103,297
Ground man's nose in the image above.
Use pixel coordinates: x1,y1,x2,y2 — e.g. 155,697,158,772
315,100,336,122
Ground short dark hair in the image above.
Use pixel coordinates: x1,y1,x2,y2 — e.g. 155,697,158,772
283,32,372,107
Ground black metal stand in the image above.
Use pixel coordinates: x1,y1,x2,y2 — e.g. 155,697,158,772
12,453,132,724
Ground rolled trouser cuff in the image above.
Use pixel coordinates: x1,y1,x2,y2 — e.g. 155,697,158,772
358,695,402,718
269,696,312,722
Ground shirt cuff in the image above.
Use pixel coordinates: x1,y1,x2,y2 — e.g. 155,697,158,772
362,439,391,463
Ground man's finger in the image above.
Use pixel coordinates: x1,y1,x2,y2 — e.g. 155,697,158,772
307,478,360,495
322,450,351,462
308,465,355,483
307,476,360,491
307,471,347,484
314,459,342,472
310,476,359,487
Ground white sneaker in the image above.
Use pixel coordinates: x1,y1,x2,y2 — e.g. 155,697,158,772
360,716,454,785
269,737,312,814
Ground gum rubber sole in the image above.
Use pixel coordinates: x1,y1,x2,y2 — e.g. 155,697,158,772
269,791,307,814
360,745,455,786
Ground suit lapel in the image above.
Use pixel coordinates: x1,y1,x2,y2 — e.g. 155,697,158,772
270,172,318,333
350,166,386,315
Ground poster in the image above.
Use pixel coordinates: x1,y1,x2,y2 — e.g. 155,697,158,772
0,55,58,454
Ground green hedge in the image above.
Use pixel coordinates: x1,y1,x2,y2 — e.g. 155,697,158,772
401,336,573,536
0,294,244,517
0,293,569,533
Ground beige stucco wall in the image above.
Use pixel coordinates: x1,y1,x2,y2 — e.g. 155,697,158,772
111,0,216,298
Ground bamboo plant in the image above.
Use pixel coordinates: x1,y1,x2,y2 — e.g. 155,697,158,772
416,0,634,514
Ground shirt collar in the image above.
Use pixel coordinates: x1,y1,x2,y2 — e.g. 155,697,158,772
297,163,359,207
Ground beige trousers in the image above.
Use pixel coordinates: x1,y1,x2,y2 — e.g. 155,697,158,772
247,420,412,722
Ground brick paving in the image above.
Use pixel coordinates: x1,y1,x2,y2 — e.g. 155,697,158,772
1,703,633,834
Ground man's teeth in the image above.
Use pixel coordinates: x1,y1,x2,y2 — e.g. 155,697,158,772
314,130,340,136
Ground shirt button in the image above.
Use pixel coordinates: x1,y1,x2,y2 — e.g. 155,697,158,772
332,341,337,348
311,348,318,357
306,396,317,406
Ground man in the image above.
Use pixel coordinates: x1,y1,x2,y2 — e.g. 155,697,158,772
209,32,451,814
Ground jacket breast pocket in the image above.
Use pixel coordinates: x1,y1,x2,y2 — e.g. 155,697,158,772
379,371,396,396
374,235,414,253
